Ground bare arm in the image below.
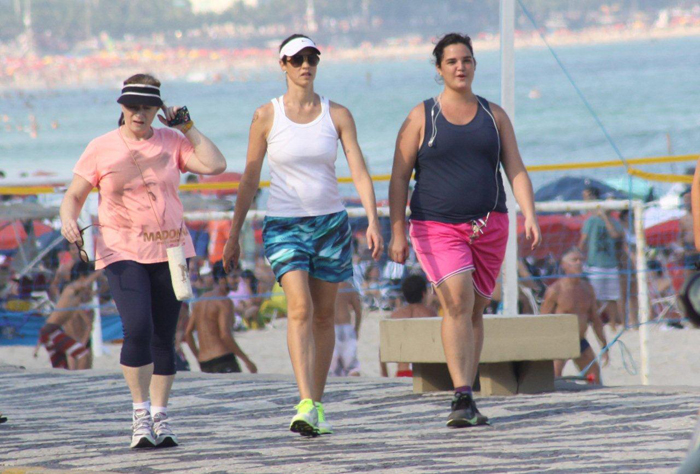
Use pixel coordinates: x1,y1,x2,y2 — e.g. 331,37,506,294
60,174,94,244
693,161,700,251
184,304,199,360
539,284,558,315
158,106,226,175
493,104,541,249
349,290,363,337
388,104,423,264
222,105,272,273
588,284,609,365
599,212,622,239
331,103,383,260
218,300,257,373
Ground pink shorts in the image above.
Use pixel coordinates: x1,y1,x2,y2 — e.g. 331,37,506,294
409,212,508,298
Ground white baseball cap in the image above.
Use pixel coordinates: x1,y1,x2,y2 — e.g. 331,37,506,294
279,37,321,59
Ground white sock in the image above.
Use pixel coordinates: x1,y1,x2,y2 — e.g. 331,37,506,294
133,401,150,413
151,406,167,417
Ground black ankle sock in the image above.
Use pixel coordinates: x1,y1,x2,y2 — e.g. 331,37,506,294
454,386,472,396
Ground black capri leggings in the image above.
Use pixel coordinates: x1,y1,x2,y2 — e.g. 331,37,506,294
104,260,182,376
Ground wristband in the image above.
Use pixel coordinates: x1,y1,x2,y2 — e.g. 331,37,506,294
181,120,194,134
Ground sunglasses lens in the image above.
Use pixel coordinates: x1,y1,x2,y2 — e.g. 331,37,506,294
79,249,89,263
288,54,319,67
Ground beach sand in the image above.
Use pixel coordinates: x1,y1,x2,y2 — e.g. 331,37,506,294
2,310,699,388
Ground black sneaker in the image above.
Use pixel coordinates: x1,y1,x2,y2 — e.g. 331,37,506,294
446,392,488,428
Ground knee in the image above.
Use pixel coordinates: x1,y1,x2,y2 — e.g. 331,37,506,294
313,310,335,329
443,298,474,319
287,300,313,324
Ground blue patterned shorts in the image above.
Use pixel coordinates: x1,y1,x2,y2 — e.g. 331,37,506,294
262,210,353,283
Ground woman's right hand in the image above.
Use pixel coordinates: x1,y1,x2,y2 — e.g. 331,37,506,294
389,233,409,264
222,236,240,273
61,218,82,245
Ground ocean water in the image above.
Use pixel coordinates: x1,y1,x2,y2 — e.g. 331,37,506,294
1,37,699,196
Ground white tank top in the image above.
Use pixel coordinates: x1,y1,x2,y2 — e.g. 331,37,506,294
266,95,345,217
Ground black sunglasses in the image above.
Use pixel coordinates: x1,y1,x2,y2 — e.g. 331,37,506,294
75,224,113,263
286,53,320,68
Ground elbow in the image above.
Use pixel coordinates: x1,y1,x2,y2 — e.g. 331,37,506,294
211,162,227,175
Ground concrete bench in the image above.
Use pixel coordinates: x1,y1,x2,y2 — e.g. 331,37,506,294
379,314,580,396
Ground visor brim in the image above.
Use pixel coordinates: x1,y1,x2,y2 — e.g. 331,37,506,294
117,95,163,107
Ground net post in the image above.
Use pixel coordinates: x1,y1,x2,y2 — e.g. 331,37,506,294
633,200,650,385
82,198,104,358
500,0,518,316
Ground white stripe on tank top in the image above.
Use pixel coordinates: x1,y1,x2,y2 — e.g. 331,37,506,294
266,95,345,217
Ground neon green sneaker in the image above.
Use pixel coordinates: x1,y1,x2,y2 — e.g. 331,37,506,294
315,402,333,435
289,399,319,437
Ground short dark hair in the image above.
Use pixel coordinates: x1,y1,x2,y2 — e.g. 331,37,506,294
433,33,474,67
212,260,226,282
70,261,91,282
402,274,428,304
584,186,601,199
561,247,583,262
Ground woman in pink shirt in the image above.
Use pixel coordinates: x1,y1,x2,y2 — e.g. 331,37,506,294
60,73,226,449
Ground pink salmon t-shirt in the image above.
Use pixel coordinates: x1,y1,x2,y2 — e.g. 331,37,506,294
73,127,196,270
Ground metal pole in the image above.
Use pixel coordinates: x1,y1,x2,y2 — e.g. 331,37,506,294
81,200,104,358
634,201,650,385
500,0,519,315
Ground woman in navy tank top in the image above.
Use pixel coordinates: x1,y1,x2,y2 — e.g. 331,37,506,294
388,33,541,427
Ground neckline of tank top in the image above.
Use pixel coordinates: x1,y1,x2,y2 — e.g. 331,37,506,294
278,95,327,128
432,96,486,130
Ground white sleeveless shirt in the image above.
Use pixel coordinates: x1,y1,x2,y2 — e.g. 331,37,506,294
266,95,345,217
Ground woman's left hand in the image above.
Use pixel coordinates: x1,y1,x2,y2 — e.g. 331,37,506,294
366,221,384,261
158,105,188,132
524,215,542,250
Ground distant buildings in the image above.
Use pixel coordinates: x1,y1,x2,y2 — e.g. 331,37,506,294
190,0,259,15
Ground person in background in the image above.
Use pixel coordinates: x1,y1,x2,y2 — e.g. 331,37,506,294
328,281,362,377
36,261,100,371
380,274,436,377
579,186,624,330
185,261,258,374
540,248,609,384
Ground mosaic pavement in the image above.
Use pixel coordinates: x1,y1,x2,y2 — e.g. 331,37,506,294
0,366,697,473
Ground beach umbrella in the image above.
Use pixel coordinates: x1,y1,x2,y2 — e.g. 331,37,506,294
0,221,54,251
534,176,627,202
197,172,242,197
645,219,680,247
517,214,585,260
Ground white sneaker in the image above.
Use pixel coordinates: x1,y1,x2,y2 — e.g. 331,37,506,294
130,409,156,449
153,412,179,448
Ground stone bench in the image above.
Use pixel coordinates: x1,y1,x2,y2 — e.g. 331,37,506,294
379,314,580,396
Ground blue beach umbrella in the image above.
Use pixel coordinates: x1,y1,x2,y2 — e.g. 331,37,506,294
534,176,628,202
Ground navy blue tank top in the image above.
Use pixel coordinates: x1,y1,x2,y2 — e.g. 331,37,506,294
409,96,507,224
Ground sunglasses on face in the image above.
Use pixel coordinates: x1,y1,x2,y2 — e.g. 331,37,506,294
286,53,320,68
75,224,113,263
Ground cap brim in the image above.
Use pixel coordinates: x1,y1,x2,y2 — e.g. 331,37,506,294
117,95,163,107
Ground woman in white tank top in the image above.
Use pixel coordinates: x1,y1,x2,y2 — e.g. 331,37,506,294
222,34,383,437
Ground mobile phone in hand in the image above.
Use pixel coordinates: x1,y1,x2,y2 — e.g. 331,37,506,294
168,106,191,127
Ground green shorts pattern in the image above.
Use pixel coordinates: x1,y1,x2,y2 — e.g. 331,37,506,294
262,210,353,283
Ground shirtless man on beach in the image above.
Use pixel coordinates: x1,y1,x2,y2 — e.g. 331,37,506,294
37,261,100,370
185,261,257,374
540,248,609,384
380,274,436,377
328,281,363,377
